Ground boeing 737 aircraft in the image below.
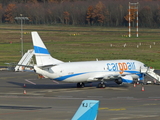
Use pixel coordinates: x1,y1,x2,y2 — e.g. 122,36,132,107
31,31,148,88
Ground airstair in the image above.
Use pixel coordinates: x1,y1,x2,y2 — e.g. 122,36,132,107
146,68,160,84
14,49,34,71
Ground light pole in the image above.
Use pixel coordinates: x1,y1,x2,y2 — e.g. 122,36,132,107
20,14,23,57
15,14,29,56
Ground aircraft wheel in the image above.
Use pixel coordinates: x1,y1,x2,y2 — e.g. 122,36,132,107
77,82,84,88
97,83,106,88
102,84,106,88
97,83,102,88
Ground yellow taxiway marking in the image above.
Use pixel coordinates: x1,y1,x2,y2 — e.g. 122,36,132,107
99,104,158,111
99,107,126,111
0,77,15,79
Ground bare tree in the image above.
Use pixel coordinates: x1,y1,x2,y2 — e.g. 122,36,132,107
0,4,4,23
1,0,160,28
139,6,153,27
155,7,160,26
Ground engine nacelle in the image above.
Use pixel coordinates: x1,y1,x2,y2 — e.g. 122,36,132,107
115,78,123,85
115,75,135,84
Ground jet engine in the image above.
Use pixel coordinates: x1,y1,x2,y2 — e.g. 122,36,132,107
115,75,136,84
115,78,123,84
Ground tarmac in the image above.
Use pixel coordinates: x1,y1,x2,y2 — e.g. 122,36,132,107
0,71,160,120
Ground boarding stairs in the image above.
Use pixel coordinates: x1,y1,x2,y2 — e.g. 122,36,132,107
146,68,160,84
14,49,34,71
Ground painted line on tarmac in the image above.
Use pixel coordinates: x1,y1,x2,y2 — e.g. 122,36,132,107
87,96,103,98
0,95,87,100
117,97,134,99
52,80,59,84
99,103,160,111
149,97,160,99
99,104,158,111
0,76,15,80
25,79,36,85
99,107,126,111
149,97,160,98
0,110,40,116
57,96,73,98
99,100,160,111
104,87,127,90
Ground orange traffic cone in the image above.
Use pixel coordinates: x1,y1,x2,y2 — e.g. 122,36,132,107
23,90,27,94
23,84,26,88
141,86,145,91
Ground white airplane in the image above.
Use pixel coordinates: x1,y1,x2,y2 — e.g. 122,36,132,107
71,100,99,120
31,31,148,88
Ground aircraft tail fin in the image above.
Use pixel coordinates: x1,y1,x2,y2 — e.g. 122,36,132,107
71,100,99,120
31,31,63,66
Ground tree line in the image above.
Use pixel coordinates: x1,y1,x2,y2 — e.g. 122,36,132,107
1,0,160,27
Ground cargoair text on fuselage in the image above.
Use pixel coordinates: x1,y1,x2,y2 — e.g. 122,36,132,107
31,31,148,88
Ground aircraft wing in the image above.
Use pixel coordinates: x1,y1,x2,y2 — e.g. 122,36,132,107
87,72,140,84
87,74,120,81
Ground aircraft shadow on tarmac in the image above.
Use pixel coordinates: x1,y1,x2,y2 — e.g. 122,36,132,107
0,105,51,110
8,81,129,89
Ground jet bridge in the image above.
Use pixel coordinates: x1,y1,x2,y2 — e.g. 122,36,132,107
14,49,34,72
146,68,160,84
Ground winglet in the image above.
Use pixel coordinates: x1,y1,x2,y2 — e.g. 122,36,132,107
71,100,99,120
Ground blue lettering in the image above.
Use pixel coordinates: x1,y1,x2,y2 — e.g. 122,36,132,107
115,63,118,71
131,62,135,69
127,62,135,70
127,62,132,70
111,63,117,71
107,63,112,71
107,62,135,72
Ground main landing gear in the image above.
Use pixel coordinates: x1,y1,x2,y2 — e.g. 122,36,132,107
77,82,85,88
77,81,106,88
97,81,106,88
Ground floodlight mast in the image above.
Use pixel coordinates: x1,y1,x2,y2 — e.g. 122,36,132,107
129,2,131,37
128,2,139,37
15,14,29,56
